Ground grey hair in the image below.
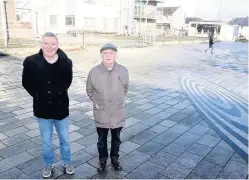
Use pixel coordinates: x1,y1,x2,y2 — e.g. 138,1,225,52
42,32,58,42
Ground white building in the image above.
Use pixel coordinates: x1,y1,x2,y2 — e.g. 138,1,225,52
17,0,134,36
219,24,239,41
188,21,223,38
188,21,242,41
156,6,185,36
133,0,163,36
184,17,203,31
239,26,249,40
229,17,249,40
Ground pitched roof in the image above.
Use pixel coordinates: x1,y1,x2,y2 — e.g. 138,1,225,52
157,7,179,16
185,17,203,24
228,17,248,26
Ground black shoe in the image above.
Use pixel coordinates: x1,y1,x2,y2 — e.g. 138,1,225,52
111,160,122,171
97,161,106,172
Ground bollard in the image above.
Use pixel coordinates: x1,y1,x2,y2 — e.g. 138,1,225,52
21,38,23,48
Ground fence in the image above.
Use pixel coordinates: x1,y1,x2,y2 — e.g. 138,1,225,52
0,29,209,49
0,29,39,49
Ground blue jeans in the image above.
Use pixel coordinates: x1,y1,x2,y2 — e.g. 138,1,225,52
38,117,71,165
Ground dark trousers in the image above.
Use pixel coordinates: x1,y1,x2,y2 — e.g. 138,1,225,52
97,127,122,162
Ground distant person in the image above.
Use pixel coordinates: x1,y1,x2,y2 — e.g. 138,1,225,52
22,32,75,178
86,43,129,172
205,33,215,54
124,25,128,36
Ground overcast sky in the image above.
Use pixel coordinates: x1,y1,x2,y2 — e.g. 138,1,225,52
162,0,248,22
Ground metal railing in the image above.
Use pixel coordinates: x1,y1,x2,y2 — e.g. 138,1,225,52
0,28,209,49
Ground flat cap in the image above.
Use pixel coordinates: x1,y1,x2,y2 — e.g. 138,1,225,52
100,43,117,53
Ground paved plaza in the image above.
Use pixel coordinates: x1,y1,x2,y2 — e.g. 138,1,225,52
0,42,248,179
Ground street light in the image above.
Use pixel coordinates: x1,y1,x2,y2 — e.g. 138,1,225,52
0,0,8,47
139,0,141,36
218,0,222,22
216,0,222,39
145,0,148,41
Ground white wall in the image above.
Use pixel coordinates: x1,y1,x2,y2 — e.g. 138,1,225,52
170,6,185,30
32,0,135,35
187,25,209,38
219,24,235,41
188,25,197,36
156,6,185,36
239,26,249,40
188,22,225,38
35,0,67,35
80,0,120,32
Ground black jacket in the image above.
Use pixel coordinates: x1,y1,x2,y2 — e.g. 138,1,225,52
22,48,73,120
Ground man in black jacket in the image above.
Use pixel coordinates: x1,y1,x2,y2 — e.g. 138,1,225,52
22,32,74,178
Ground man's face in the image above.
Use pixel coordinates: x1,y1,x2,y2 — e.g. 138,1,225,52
41,36,59,58
102,49,117,65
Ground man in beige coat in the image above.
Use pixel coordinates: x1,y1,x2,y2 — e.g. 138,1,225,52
86,43,129,172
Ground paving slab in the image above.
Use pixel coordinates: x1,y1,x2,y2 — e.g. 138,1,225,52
218,160,248,179
161,163,192,179
148,150,177,167
0,152,34,173
137,141,165,155
126,161,164,179
120,150,151,173
174,152,204,169
130,130,158,145
193,160,223,178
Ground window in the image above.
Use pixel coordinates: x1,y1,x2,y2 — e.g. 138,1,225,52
65,16,75,26
50,15,57,26
191,23,196,27
84,0,96,3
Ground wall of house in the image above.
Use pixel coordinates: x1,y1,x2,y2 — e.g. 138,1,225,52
156,6,185,36
35,0,68,35
188,25,210,38
134,20,156,35
219,24,235,41
170,6,185,30
33,0,134,35
188,22,224,38
239,26,249,40
81,0,121,32
188,25,198,37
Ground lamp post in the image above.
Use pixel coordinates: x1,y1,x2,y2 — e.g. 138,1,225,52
145,0,148,42
218,0,222,22
216,0,222,39
1,0,8,47
139,0,141,36
120,0,123,34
